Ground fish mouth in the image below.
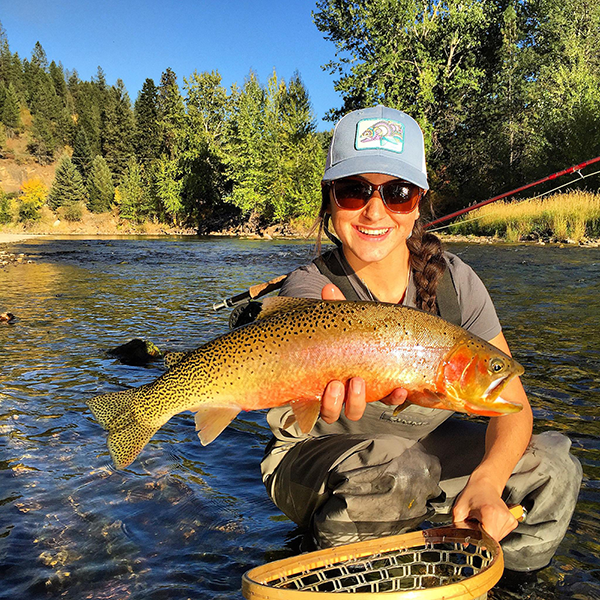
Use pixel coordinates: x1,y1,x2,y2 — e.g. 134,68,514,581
483,376,521,410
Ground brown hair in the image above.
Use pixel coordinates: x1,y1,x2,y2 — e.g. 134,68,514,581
314,186,446,313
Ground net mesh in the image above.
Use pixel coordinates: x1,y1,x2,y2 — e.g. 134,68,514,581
266,539,493,594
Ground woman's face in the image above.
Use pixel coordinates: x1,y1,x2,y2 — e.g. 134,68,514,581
328,173,421,269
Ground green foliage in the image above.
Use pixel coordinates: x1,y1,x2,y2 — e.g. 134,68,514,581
60,201,84,222
72,127,94,181
224,70,324,222
118,159,147,222
47,156,88,209
1,81,21,130
0,189,13,224
134,78,161,161
87,155,114,212
153,157,183,223
180,70,230,226
157,68,185,159
101,79,135,180
313,0,600,212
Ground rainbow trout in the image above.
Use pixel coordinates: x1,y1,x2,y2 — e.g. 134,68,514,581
87,298,524,469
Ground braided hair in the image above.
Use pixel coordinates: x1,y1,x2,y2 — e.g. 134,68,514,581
314,186,447,313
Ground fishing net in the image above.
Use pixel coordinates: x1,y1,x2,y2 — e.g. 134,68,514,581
242,524,504,599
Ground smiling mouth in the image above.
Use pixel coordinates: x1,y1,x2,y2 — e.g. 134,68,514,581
355,226,392,237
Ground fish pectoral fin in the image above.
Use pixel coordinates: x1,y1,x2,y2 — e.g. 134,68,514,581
405,389,455,411
290,398,321,434
194,406,241,445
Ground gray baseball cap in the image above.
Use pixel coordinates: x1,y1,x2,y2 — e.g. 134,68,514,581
322,105,429,190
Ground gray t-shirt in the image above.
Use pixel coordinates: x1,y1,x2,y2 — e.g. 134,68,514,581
264,249,502,460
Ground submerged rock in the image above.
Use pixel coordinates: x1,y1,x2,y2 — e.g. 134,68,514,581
108,338,162,366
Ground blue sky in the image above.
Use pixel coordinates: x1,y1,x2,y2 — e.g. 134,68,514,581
0,0,344,129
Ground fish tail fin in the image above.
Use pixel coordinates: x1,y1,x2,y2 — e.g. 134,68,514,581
87,389,162,469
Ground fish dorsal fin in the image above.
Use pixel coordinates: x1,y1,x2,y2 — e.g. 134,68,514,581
194,406,241,445
163,351,189,369
290,398,321,434
256,296,321,320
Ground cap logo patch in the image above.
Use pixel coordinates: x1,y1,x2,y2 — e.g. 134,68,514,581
356,119,404,153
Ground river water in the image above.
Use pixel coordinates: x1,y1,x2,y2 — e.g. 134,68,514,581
0,237,598,600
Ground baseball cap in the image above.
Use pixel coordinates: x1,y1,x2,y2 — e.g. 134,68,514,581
322,105,429,190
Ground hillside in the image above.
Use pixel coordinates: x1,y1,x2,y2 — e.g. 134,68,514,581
0,135,57,194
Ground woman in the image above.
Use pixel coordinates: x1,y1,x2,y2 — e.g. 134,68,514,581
260,106,582,572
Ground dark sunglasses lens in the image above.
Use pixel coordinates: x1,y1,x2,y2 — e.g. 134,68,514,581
333,179,371,209
382,182,421,212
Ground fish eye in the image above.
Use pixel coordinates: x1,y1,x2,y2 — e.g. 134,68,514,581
490,358,505,373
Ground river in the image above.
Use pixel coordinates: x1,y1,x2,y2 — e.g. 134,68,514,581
0,236,598,599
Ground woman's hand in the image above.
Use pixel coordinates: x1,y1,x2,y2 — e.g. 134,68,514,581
452,475,519,541
319,284,408,423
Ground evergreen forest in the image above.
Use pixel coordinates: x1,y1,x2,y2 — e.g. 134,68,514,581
1,0,599,233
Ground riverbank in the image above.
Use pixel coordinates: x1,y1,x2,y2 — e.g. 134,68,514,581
0,233,38,267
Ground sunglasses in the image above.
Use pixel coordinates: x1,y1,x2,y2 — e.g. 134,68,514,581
329,176,423,214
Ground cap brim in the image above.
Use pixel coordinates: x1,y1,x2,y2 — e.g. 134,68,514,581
322,155,429,190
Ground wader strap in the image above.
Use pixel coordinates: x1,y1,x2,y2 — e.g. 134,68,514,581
436,268,461,326
314,250,461,325
313,251,361,301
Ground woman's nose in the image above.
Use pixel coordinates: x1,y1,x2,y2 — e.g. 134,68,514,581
362,190,387,219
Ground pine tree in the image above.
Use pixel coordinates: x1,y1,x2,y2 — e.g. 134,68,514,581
1,81,21,130
72,127,94,181
31,41,48,71
28,114,56,164
134,78,161,160
118,159,146,222
47,156,88,209
101,79,135,180
87,155,114,212
72,80,102,156
157,68,185,159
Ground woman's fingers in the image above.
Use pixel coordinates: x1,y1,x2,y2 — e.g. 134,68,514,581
380,387,409,406
320,380,345,423
344,377,366,420
321,284,346,301
320,377,367,423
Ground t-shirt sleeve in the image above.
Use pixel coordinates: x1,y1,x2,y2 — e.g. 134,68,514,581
279,263,331,300
446,253,502,341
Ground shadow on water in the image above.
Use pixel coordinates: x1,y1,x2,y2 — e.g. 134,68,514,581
0,237,598,599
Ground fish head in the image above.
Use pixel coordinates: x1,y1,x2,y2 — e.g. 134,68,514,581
437,341,524,416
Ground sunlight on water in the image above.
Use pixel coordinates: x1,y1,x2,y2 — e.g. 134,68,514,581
0,237,598,599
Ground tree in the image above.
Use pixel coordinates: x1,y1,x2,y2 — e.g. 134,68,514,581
153,157,183,223
0,187,13,223
87,155,114,212
72,126,94,181
133,78,161,161
1,81,21,131
71,80,102,156
101,79,135,180
181,70,230,226
18,178,47,221
118,159,147,222
157,68,185,159
526,0,600,178
47,156,88,209
224,70,324,223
